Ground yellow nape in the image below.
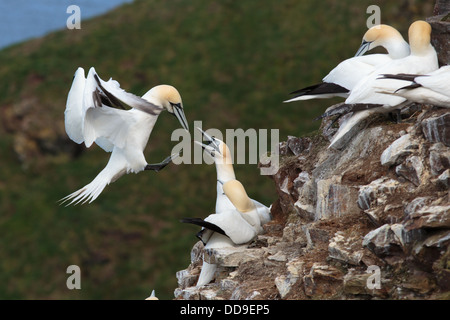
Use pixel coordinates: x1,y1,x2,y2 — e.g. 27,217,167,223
223,180,255,213
408,20,432,53
363,24,402,43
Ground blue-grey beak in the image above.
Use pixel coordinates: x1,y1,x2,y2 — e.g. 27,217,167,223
355,40,372,57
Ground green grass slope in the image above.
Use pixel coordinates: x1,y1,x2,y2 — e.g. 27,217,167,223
0,0,432,299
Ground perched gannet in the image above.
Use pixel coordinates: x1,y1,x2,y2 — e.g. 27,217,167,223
195,128,236,213
145,290,159,300
194,127,271,214
376,66,450,107
284,24,410,102
182,180,271,286
181,132,271,286
60,67,189,205
324,21,438,149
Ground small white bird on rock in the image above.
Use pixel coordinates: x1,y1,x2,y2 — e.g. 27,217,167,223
284,24,410,102
60,67,189,205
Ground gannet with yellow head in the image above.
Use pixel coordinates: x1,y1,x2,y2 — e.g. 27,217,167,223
323,21,438,149
181,132,271,286
194,127,272,215
355,24,411,58
60,67,189,205
285,24,410,102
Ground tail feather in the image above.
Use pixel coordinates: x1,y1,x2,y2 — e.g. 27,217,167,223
197,261,217,287
59,170,112,206
59,149,130,206
328,110,374,150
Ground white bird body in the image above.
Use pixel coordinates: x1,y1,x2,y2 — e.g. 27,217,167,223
191,179,270,287
376,66,450,106
345,48,439,106
321,54,392,93
412,66,450,97
61,67,189,205
196,232,233,287
328,21,439,149
285,24,410,102
183,132,271,286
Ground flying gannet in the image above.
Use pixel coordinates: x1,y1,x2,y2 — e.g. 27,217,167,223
376,65,450,107
60,67,189,205
323,20,438,149
181,132,271,286
284,24,410,103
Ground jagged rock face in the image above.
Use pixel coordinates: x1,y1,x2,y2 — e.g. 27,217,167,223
428,1,450,66
174,3,449,300
175,106,450,300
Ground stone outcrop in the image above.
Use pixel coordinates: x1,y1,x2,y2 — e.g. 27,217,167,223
428,0,450,66
175,104,450,300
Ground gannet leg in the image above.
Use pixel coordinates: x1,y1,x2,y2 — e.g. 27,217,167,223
145,152,180,172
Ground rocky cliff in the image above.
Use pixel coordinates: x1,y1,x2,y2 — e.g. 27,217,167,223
174,7,450,300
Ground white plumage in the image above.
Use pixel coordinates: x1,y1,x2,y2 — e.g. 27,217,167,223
182,131,271,286
60,67,189,205
284,24,410,102
327,20,439,149
376,65,450,107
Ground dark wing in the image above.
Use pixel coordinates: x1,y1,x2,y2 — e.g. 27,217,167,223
91,69,164,115
289,82,349,97
180,217,227,236
379,73,426,82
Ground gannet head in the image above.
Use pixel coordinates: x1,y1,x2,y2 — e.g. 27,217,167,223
195,127,233,165
408,20,432,56
355,24,408,58
144,85,189,131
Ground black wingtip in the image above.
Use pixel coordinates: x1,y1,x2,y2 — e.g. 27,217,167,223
378,73,425,82
394,83,422,93
180,218,227,236
288,82,349,97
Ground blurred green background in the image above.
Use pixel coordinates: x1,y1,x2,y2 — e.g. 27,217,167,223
0,0,433,299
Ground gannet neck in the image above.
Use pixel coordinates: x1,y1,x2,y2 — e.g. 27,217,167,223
215,162,235,183
408,20,434,56
223,180,256,213
383,37,410,59
214,141,236,182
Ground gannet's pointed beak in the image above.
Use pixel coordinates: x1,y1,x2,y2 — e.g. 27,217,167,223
195,127,221,155
355,40,372,57
172,103,189,131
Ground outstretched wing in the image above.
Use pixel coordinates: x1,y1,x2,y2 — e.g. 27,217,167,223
64,67,87,144
92,71,163,115
63,67,164,152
